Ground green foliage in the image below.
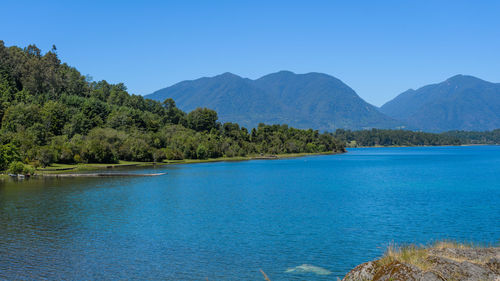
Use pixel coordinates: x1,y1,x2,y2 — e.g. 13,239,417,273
7,161,35,175
187,108,218,132
196,144,208,159
1,103,41,132
145,70,402,132
162,98,186,125
80,128,120,164
0,42,347,169
333,129,464,147
8,161,25,174
41,100,68,135
2,41,496,172
164,147,184,160
380,75,500,132
34,146,54,167
442,129,500,145
23,165,35,175
0,143,20,170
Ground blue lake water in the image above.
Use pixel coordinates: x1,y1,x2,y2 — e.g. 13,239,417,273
0,146,499,280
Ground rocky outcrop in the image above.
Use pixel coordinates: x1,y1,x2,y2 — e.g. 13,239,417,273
342,247,500,281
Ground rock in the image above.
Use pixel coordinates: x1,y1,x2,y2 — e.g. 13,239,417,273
342,261,377,281
486,257,500,273
372,261,422,281
342,247,500,281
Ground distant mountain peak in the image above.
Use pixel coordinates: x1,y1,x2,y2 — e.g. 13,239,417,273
446,74,466,80
215,72,241,79
256,70,297,80
381,75,500,132
146,71,402,131
445,74,489,85
275,70,296,75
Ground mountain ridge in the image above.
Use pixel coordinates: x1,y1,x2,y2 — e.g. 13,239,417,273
380,74,500,132
146,71,402,131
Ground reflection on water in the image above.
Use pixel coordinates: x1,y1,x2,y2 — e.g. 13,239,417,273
1,146,499,280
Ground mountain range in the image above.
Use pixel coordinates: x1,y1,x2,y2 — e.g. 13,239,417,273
146,72,500,132
380,75,500,132
146,71,402,131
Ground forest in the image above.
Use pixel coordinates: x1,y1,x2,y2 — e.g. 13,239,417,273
0,42,345,172
442,130,500,145
333,129,500,147
1,42,497,173
333,129,462,147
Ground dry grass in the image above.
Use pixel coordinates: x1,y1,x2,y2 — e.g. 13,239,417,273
377,243,433,271
431,240,496,266
432,240,474,249
377,240,493,271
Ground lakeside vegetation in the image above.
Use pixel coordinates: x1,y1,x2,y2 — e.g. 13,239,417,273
333,129,462,147
443,129,500,144
333,128,500,147
342,241,499,281
377,241,478,271
1,42,499,175
0,42,345,173
29,151,336,176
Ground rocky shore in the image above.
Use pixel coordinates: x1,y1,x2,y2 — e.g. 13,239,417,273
342,243,499,281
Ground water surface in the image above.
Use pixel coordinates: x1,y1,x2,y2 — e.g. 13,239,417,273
1,146,499,280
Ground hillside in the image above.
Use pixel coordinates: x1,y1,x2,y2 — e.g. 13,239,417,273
0,42,346,172
146,71,403,131
380,75,500,132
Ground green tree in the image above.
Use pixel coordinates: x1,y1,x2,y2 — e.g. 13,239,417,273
41,100,69,135
196,144,208,159
35,146,54,167
0,42,351,166
187,108,218,132
8,161,25,174
162,98,186,125
0,143,20,170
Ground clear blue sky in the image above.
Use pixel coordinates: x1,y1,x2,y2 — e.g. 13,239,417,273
1,0,499,106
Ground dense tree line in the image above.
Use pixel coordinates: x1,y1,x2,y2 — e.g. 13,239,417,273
0,42,345,170
442,130,500,145
333,129,500,147
333,129,464,147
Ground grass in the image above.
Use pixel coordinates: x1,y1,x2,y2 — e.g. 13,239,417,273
432,240,474,249
36,160,167,174
162,151,339,164
31,151,341,175
376,240,491,271
162,156,250,165
377,243,433,271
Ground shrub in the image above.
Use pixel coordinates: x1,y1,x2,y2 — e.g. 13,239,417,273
22,165,35,175
8,161,26,174
164,148,184,160
0,143,21,170
196,144,208,159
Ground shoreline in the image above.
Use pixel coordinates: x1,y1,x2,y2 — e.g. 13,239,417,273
162,151,343,165
4,144,498,178
40,172,167,178
350,143,497,148
1,151,344,178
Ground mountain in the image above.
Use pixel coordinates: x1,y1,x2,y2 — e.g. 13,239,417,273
380,75,500,132
146,71,402,131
